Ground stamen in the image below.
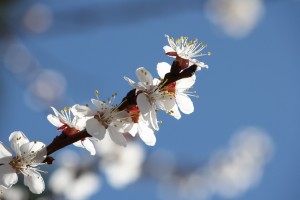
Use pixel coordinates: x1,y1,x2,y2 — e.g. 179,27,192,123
95,90,99,100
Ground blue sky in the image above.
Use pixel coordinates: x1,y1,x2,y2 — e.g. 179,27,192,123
0,0,300,199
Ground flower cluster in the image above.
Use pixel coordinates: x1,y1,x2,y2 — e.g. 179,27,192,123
0,35,209,194
0,131,47,194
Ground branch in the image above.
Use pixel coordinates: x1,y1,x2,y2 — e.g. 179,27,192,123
44,130,91,163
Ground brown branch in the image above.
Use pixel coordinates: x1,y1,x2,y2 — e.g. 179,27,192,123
44,130,91,163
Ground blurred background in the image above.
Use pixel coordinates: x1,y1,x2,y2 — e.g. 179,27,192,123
0,0,299,199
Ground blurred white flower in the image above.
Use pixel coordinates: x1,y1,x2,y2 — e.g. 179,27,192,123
208,128,273,198
95,136,145,189
158,127,273,200
0,185,29,200
47,106,96,155
205,0,264,39
24,69,67,111
23,3,53,33
49,150,101,200
0,131,47,194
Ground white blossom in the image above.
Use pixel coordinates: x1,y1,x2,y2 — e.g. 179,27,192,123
124,67,180,130
126,105,156,146
47,106,96,155
95,136,145,189
205,0,264,38
0,131,47,194
73,95,134,147
48,150,101,200
163,34,209,70
157,62,197,115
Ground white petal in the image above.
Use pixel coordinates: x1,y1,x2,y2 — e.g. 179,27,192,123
152,78,161,86
81,139,96,155
163,45,175,54
128,124,138,137
114,110,131,121
9,131,29,155
110,111,134,132
189,59,208,70
47,114,64,128
176,94,194,114
170,104,181,119
156,96,176,111
136,67,153,84
157,62,171,79
91,99,110,111
74,116,89,131
23,170,45,194
0,165,17,188
112,120,129,132
124,77,145,90
50,106,61,117
20,141,47,163
149,109,159,131
0,157,13,165
73,141,84,148
138,122,156,146
0,142,12,159
136,93,152,115
176,75,196,90
108,127,127,147
122,122,134,133
72,104,97,117
86,118,106,140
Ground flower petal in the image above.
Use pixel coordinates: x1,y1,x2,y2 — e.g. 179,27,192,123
91,99,111,111
47,114,64,128
136,93,152,115
73,141,84,148
189,59,208,70
156,96,176,111
72,104,97,117
176,94,194,114
0,142,12,159
136,67,153,85
0,157,13,165
81,139,96,155
23,170,45,194
19,141,47,163
149,109,159,131
152,78,161,86
108,127,127,147
73,116,89,131
170,104,181,119
0,165,17,188
163,45,175,55
124,77,145,91
9,131,29,155
128,124,138,137
86,118,106,140
157,62,171,79
176,75,196,90
138,123,156,146
50,106,61,118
